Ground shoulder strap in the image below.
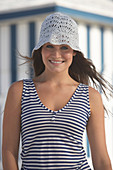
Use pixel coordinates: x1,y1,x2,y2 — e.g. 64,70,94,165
21,79,33,101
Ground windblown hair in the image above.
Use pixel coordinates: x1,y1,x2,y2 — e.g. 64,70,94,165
20,48,113,113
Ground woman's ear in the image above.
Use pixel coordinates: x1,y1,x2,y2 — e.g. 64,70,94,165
73,51,76,56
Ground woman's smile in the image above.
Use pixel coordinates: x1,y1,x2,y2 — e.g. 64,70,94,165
49,59,65,65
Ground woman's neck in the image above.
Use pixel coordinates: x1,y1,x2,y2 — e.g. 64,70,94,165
34,70,75,85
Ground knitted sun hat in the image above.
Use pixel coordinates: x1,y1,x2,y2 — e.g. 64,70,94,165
33,12,81,52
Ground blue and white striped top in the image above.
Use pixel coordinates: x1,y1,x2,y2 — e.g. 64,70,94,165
20,79,91,170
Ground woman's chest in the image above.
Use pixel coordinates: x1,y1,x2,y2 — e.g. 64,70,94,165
36,87,76,112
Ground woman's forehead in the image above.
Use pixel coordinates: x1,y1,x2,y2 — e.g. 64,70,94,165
43,42,72,48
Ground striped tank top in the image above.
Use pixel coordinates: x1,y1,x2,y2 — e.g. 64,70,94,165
21,79,91,170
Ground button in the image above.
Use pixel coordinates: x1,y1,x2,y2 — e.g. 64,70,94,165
51,117,55,121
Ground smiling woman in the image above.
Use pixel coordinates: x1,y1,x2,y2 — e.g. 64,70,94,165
41,43,75,74
2,12,113,170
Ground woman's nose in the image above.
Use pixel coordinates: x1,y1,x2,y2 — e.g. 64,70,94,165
53,50,61,58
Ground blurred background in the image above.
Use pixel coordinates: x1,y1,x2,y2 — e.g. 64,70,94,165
0,0,113,169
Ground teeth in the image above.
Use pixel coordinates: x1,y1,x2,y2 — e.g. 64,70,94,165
50,60,63,64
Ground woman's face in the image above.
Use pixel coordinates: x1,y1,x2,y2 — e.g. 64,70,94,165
41,43,76,74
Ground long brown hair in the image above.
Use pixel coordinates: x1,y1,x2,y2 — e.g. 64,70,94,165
21,48,113,113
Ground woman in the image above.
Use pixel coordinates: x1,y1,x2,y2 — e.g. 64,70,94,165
2,12,112,170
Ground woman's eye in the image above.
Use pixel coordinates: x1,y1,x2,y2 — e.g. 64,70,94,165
46,45,54,48
61,46,68,50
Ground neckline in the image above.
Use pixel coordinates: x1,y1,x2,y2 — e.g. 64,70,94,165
31,79,81,113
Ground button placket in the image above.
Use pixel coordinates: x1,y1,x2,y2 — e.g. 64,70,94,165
51,110,58,121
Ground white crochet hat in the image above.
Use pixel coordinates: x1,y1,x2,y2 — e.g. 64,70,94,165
33,12,81,51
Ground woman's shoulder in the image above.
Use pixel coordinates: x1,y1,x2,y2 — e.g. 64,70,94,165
4,80,24,108
9,78,32,90
89,86,101,98
88,86,103,113
9,80,23,91
8,78,33,96
7,80,24,99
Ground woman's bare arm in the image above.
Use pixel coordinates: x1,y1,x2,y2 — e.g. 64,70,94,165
87,87,112,170
2,81,23,170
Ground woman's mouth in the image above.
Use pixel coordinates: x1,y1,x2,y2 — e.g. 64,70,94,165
49,60,64,64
